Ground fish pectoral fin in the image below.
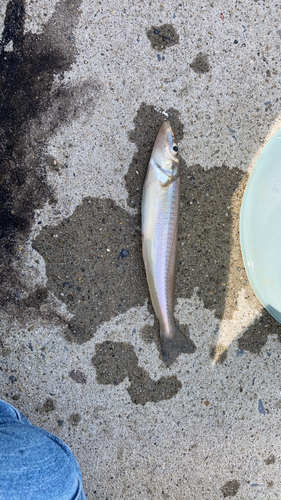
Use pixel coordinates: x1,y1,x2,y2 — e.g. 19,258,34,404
161,327,196,364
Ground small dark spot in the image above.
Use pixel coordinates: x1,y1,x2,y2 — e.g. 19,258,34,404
8,375,16,383
28,342,33,352
57,420,64,426
11,394,20,401
173,146,178,152
264,454,275,465
69,412,81,426
146,24,179,51
221,480,240,497
118,249,130,259
69,369,87,384
234,39,238,44
236,349,244,357
190,52,210,74
267,481,274,488
41,398,55,414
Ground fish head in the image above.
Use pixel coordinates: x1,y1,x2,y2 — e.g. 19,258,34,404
152,121,179,175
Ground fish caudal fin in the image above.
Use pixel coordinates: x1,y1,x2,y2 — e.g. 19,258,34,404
161,326,195,364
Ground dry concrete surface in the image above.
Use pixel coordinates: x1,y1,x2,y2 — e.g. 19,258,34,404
1,0,281,498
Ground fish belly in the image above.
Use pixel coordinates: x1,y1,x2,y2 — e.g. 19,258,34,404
142,173,180,337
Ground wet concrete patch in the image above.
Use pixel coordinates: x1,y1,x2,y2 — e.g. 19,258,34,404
146,24,179,51
177,165,246,319
69,369,87,384
190,52,210,74
33,197,149,343
238,309,281,353
92,341,182,405
220,480,240,497
0,0,100,310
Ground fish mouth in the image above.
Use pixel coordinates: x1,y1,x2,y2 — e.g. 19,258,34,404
155,121,179,161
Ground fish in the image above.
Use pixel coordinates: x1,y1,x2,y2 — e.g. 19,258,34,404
142,121,192,362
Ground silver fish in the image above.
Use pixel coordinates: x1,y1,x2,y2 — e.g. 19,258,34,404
142,121,191,362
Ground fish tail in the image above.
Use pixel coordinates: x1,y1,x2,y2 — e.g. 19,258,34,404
161,325,195,364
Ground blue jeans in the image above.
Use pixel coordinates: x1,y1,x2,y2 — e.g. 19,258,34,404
0,400,86,500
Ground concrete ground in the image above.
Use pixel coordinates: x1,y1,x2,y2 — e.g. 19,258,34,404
1,0,281,498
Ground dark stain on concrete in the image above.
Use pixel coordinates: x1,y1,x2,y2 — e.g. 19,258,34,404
33,197,148,344
264,454,276,465
146,24,179,51
92,341,182,405
190,52,210,74
0,0,100,314
172,164,245,319
41,397,55,414
69,369,87,384
267,481,274,488
69,412,81,426
238,309,281,353
220,480,240,497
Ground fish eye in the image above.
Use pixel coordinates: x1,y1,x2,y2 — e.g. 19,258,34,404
173,146,178,152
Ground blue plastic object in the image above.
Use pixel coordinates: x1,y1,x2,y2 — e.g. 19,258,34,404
240,128,281,323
